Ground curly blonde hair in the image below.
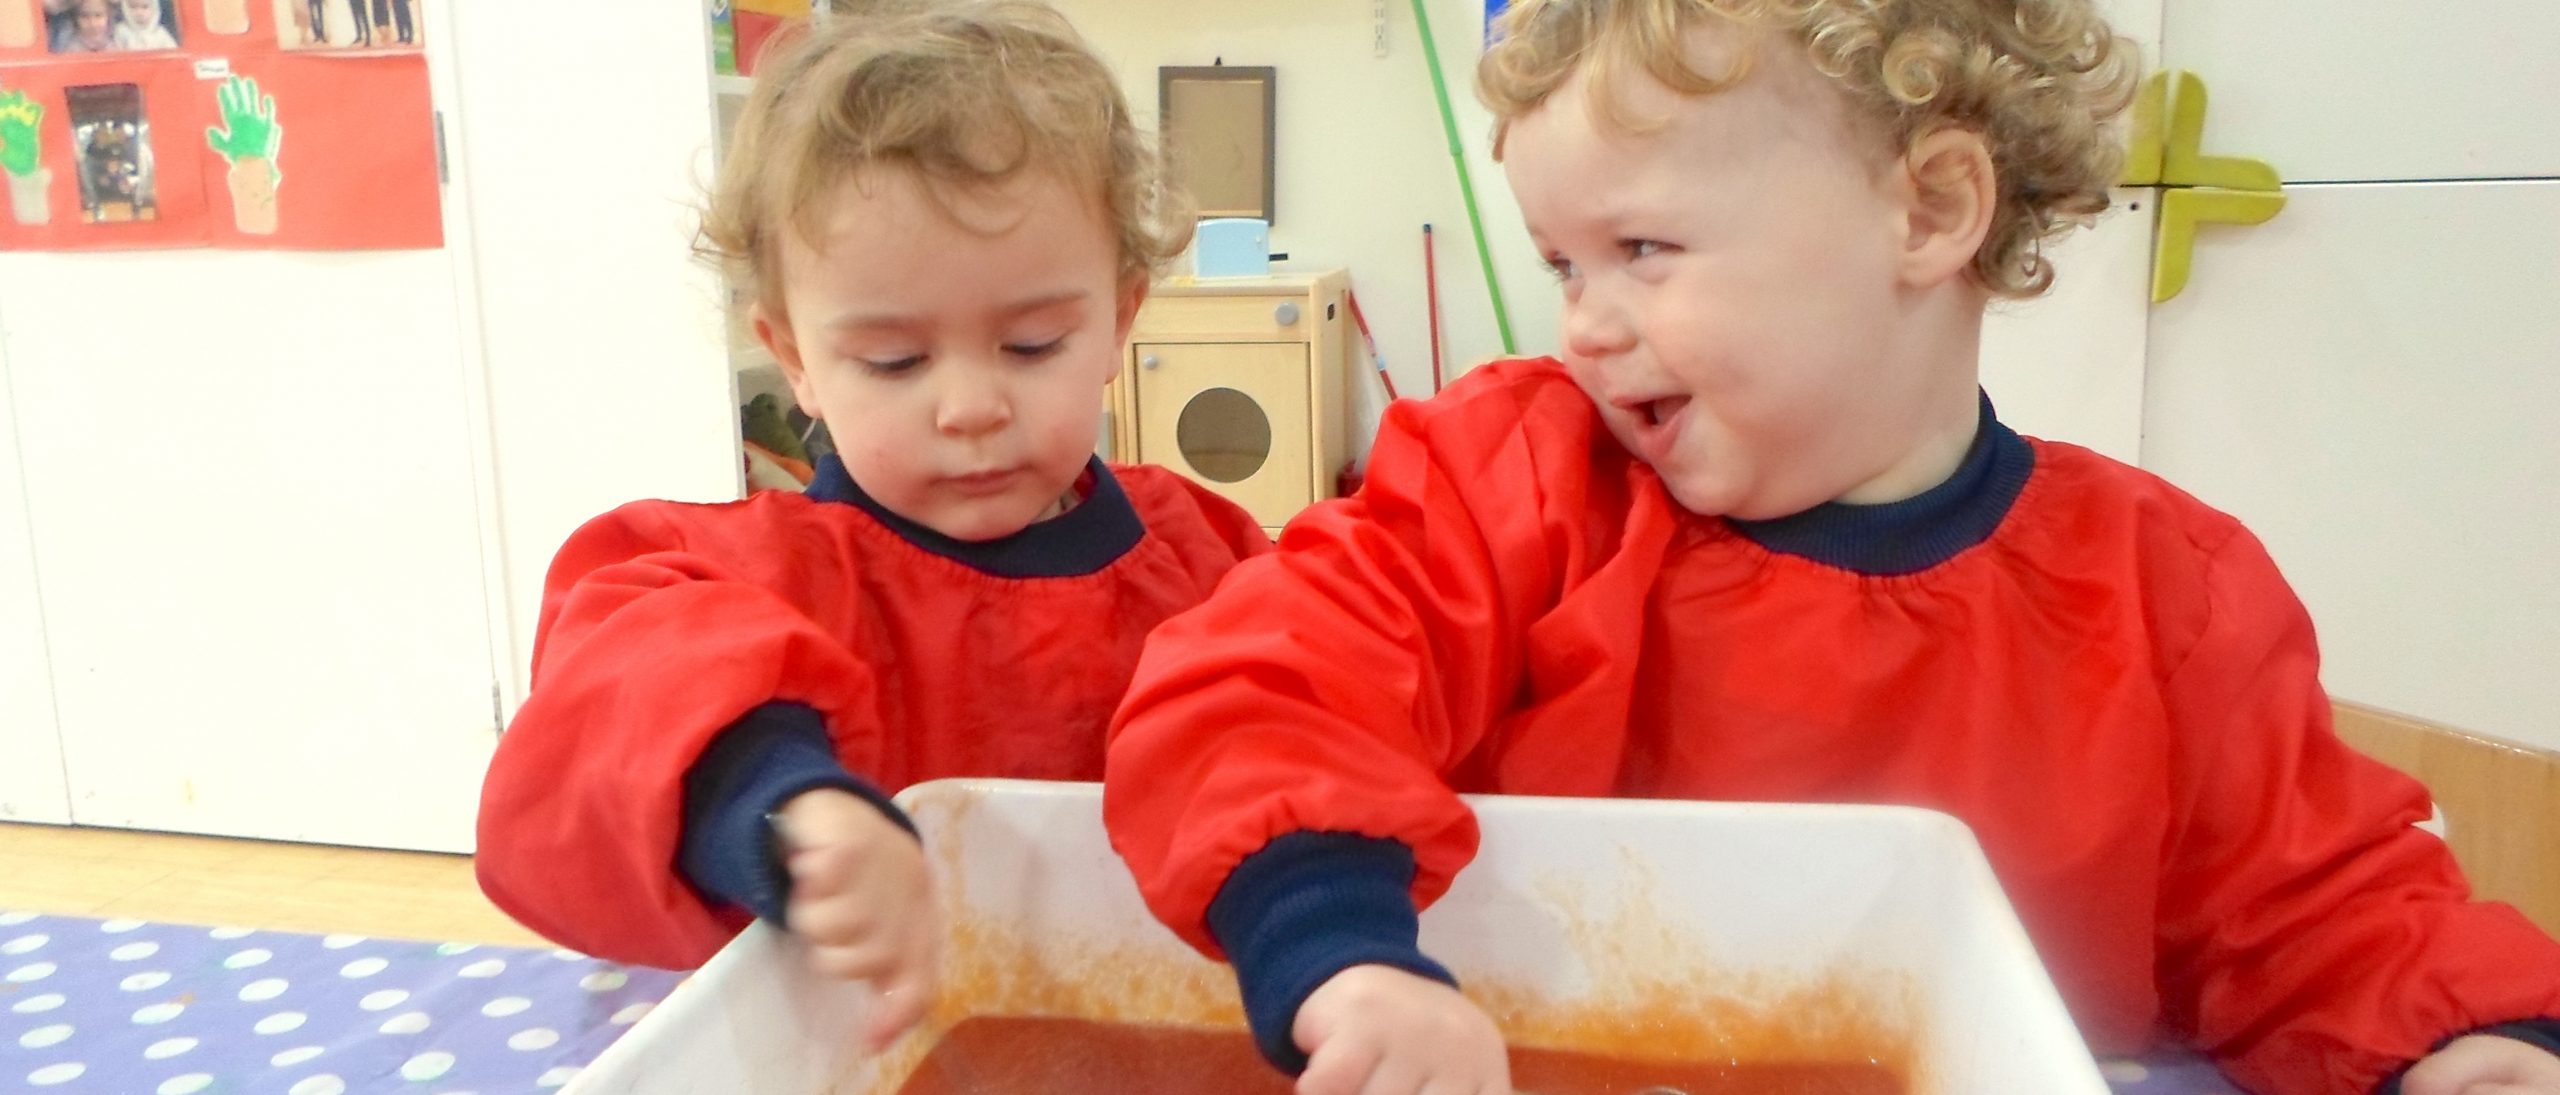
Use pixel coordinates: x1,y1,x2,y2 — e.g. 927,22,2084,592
699,0,1191,318
1479,0,2138,297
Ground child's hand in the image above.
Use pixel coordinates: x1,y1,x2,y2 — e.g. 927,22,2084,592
774,787,938,1050
2401,1035,2560,1095
1291,964,1511,1095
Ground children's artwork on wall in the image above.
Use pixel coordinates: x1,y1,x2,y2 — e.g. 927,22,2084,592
272,0,418,51
1,86,49,223
0,0,440,251
203,71,272,231
729,0,809,77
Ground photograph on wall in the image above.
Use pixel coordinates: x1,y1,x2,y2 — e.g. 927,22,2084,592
65,80,154,221
273,0,419,51
44,0,181,55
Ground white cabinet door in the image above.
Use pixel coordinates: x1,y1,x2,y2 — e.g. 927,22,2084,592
1980,189,2157,463
0,251,503,852
2161,0,2560,182
2142,181,2560,752
0,333,67,827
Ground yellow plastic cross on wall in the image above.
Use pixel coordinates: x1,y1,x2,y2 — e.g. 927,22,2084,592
2121,71,2287,303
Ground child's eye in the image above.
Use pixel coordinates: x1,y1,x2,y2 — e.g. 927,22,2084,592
1004,338,1066,360
1623,239,1671,261
1542,255,1579,282
858,354,925,375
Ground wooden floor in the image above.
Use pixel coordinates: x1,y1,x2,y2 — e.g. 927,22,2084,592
0,821,545,946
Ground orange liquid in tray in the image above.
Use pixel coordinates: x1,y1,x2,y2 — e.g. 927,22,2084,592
893,1016,1904,1095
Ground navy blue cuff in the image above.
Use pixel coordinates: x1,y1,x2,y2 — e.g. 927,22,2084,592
677,702,914,926
1206,831,1456,1075
2374,1018,2560,1095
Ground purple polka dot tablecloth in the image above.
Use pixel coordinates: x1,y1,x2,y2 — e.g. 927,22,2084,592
0,909,683,1094
1,905,2257,1094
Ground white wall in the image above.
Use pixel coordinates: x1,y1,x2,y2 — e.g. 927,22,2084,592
1061,0,1564,462
0,329,67,826
441,2,741,702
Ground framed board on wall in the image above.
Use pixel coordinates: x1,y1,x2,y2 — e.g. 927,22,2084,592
1158,64,1273,224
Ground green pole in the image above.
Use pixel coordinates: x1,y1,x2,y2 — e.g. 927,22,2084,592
1409,0,1517,356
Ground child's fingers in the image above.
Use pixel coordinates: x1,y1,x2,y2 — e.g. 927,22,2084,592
1295,1038,1380,1095
859,961,934,1050
1353,1057,1428,1095
805,939,903,982
784,895,880,945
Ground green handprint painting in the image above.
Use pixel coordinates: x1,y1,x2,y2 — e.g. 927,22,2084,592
206,76,284,235
1,88,51,227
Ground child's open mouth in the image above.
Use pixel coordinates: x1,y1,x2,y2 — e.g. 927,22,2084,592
1622,395,1689,462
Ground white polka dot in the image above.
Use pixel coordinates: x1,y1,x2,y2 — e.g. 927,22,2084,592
289,1076,347,1095
379,1011,432,1035
11,992,65,1014
339,957,388,979
481,995,532,1018
579,970,629,992
458,958,507,979
2,933,48,955
401,1051,457,1081
99,918,145,933
538,1068,580,1088
121,971,171,992
158,1074,214,1095
2100,1060,2153,1083
255,1011,307,1035
271,1046,324,1067
549,948,587,961
238,977,289,1002
18,1023,72,1049
223,948,273,970
434,942,477,956
27,1062,86,1086
321,934,365,950
208,926,253,940
610,1002,653,1025
144,1037,198,1060
509,1027,561,1052
133,1001,185,1024
110,941,160,961
0,910,36,926
7,960,57,983
359,989,409,1011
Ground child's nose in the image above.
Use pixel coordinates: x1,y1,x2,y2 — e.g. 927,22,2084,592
934,372,1013,438
1563,290,1636,361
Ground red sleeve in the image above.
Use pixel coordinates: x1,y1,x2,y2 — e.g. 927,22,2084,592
475,502,882,969
2154,526,2560,1095
1105,361,1630,956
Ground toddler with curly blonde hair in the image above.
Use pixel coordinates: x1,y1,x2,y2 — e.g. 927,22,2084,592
1101,3,2560,1094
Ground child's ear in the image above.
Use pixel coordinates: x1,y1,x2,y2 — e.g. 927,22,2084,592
751,301,823,420
1894,128,1998,290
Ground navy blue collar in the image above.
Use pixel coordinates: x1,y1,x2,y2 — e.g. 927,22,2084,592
1725,394,2033,577
805,455,1146,578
